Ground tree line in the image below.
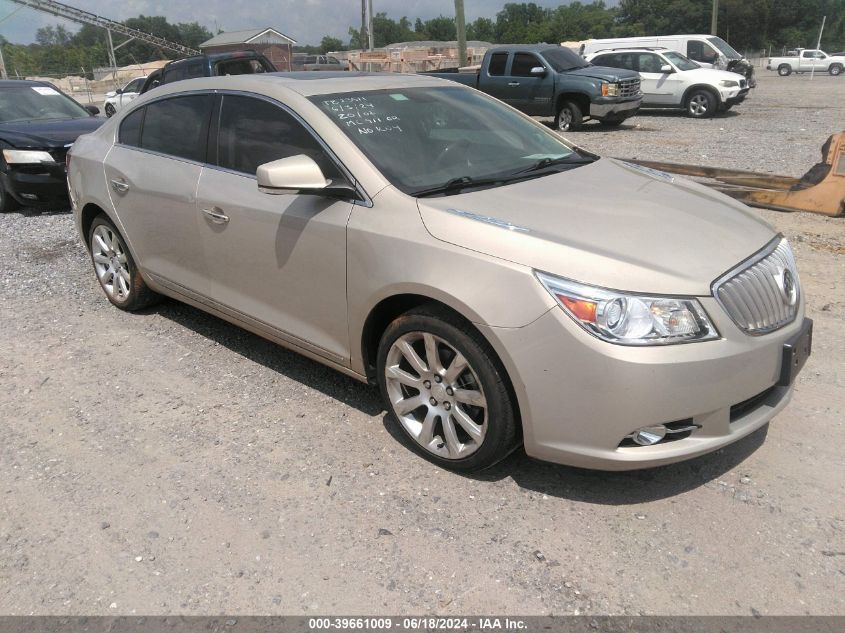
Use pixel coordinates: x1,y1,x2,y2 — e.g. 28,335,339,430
1,1,843,78
329,0,844,55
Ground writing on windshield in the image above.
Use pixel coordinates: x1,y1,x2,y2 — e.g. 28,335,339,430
321,96,404,136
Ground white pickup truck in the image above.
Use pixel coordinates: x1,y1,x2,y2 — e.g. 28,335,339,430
767,49,845,76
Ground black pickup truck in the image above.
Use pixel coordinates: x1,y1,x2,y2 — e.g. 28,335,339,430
424,44,642,131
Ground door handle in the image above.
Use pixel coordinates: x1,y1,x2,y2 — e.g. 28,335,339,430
202,207,230,224
508,81,521,87
110,178,129,194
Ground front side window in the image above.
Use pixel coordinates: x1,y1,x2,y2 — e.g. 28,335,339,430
311,86,587,194
124,78,144,94
140,95,213,162
662,51,699,71
216,59,268,75
216,95,339,179
511,53,542,77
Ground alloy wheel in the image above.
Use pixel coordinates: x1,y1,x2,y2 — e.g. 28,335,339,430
91,224,131,302
688,94,709,116
557,109,572,132
384,331,487,460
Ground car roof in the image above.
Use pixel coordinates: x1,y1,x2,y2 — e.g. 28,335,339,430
590,48,669,54
145,71,454,99
488,44,562,54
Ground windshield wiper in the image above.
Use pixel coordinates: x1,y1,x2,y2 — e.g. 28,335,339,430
412,175,513,198
514,154,596,176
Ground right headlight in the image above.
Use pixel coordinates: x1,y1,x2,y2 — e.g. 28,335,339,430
536,272,720,346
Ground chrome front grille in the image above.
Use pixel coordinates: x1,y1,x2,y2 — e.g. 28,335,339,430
712,238,800,335
619,78,640,97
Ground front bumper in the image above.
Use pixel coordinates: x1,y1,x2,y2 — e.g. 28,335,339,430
1,163,70,208
589,97,641,121
724,87,750,107
479,298,808,470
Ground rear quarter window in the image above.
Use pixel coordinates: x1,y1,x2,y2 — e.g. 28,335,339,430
119,107,144,147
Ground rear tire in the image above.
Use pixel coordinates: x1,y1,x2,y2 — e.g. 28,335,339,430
88,214,159,311
830,64,843,76
686,89,717,118
778,64,792,76
377,304,520,472
555,100,583,132
0,179,20,213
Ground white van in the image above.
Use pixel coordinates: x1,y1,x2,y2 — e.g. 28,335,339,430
581,35,756,87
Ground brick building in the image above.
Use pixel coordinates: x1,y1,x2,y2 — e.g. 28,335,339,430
199,28,296,71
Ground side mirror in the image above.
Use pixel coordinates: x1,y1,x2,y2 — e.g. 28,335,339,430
115,88,123,94
660,64,674,73
105,91,116,98
256,155,358,199
85,105,100,116
530,66,546,76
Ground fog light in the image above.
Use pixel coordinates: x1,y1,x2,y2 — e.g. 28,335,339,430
20,193,39,200
633,425,667,446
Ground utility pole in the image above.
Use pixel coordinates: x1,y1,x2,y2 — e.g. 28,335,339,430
367,0,374,50
711,0,718,35
455,0,467,67
360,0,367,51
0,45,7,80
810,15,826,81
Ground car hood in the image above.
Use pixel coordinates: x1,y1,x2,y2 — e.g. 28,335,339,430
415,159,776,296
567,65,640,82
0,116,104,149
684,67,748,83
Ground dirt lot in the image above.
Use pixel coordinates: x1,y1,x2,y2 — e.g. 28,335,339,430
0,72,843,616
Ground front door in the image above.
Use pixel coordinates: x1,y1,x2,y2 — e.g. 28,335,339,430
508,52,554,115
103,95,213,295
635,53,683,105
195,94,353,361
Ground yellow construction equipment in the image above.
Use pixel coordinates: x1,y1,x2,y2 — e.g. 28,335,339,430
625,131,845,217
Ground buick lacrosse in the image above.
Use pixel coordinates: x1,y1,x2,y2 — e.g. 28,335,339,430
68,72,811,471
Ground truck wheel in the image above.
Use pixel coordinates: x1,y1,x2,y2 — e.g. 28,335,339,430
686,90,716,118
830,64,843,76
555,101,583,132
778,64,792,76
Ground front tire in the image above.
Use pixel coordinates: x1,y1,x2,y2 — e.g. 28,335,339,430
686,89,717,118
104,103,116,117
830,64,843,76
88,215,159,311
778,64,792,76
555,100,583,132
377,305,519,472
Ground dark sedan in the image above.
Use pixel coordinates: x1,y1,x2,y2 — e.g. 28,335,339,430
0,80,103,212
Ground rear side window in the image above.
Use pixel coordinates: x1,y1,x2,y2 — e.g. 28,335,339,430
119,108,144,147
511,53,541,76
216,95,339,178
164,60,205,83
140,95,213,162
488,52,508,76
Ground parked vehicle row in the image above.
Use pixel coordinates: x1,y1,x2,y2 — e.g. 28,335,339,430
767,49,845,76
66,72,811,472
425,44,643,131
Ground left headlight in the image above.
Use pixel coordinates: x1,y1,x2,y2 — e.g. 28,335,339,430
719,79,739,88
2,149,55,165
536,272,719,346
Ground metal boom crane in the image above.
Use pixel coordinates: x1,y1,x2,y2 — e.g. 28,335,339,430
6,0,200,64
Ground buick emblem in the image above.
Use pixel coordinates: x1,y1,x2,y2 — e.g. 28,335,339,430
776,268,798,306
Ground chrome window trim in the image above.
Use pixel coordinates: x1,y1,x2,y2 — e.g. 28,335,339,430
113,88,373,207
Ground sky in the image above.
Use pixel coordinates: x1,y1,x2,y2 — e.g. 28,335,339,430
0,0,579,47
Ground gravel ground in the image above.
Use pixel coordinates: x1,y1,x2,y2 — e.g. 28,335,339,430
0,71,843,616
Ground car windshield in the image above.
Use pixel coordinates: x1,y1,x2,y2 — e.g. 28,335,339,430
540,47,589,71
663,51,700,71
707,37,742,60
311,86,588,195
0,84,90,123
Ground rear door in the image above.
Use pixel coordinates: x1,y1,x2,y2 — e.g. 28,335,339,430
194,93,353,361
481,52,514,104
103,95,213,295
